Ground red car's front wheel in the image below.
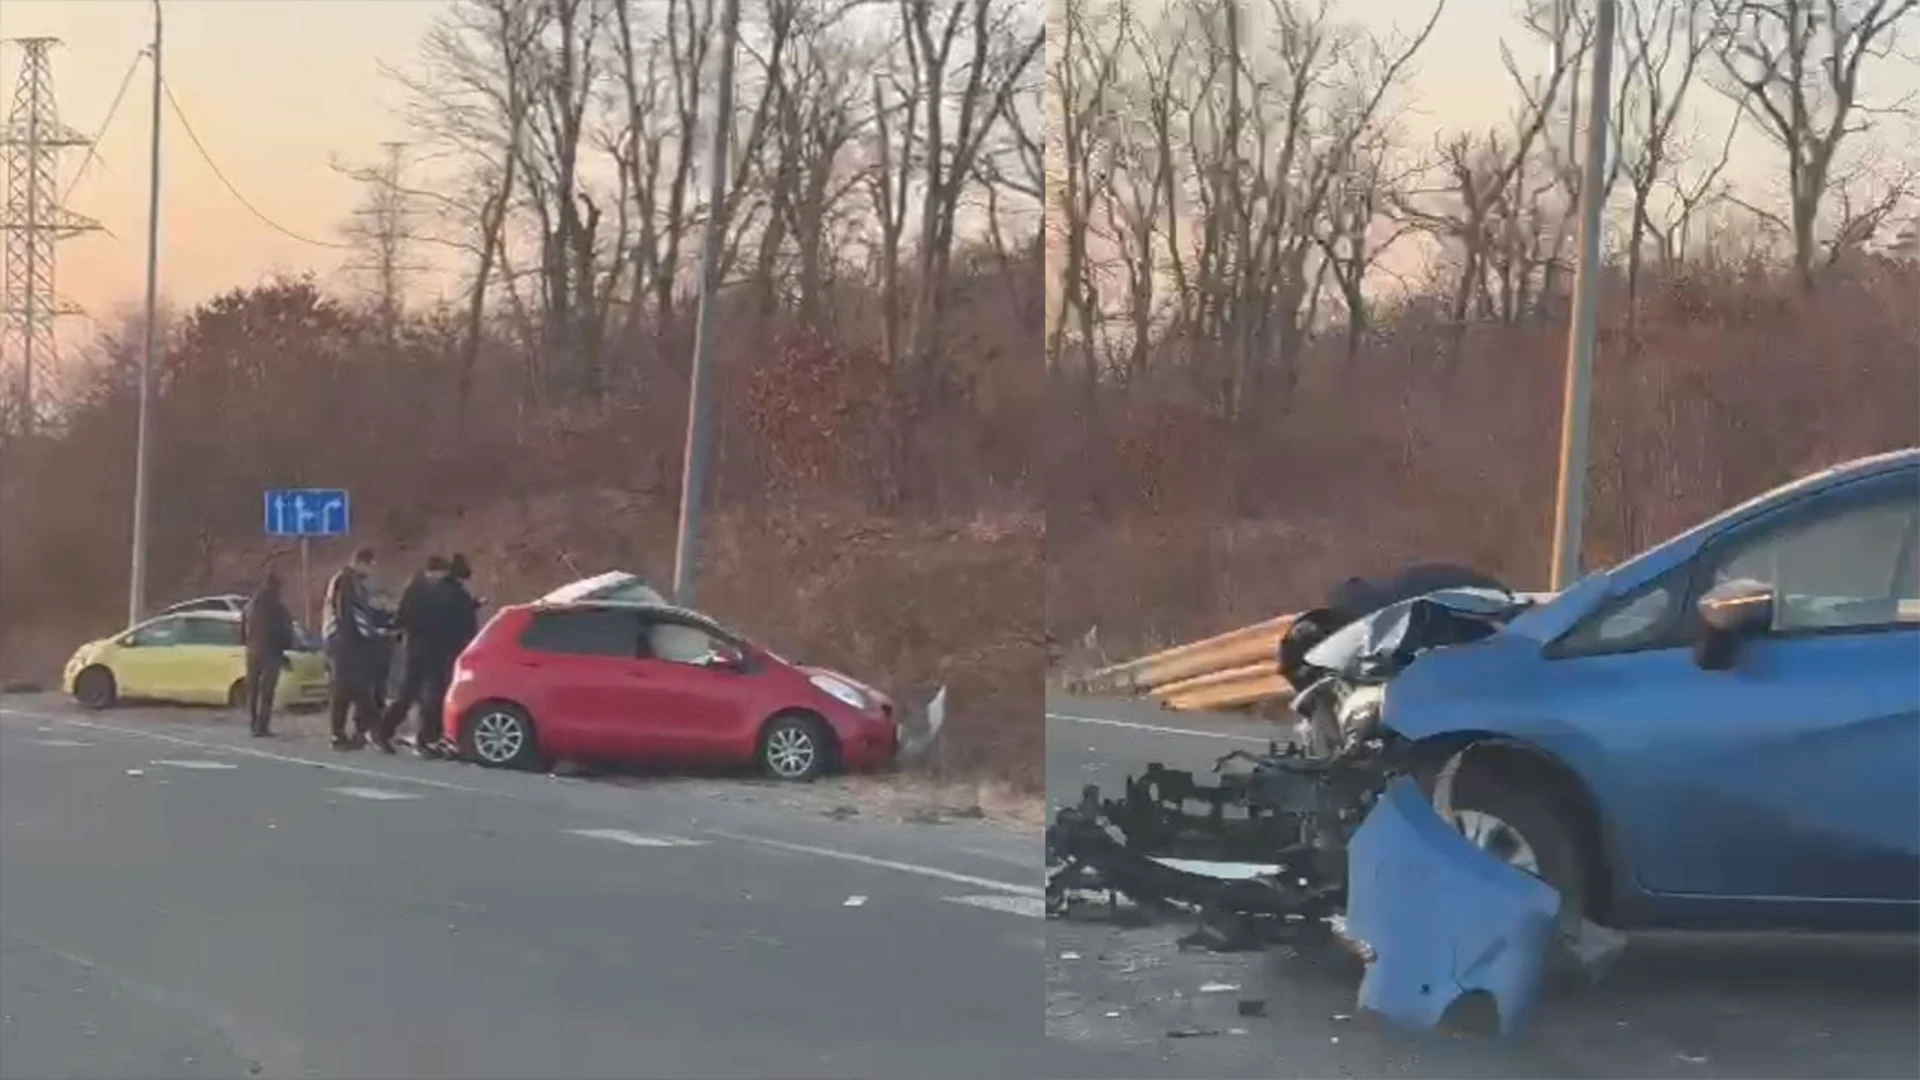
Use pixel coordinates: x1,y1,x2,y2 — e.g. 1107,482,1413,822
758,713,832,781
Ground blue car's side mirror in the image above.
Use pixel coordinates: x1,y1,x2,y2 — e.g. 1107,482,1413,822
1694,578,1775,670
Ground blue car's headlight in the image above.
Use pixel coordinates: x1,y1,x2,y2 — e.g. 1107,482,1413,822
1338,684,1387,741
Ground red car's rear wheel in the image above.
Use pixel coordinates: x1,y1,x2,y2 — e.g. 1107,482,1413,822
461,702,547,772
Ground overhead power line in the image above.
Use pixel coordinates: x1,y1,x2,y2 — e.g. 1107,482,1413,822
157,74,351,250
60,49,144,204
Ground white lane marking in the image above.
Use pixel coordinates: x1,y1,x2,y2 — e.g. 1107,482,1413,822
11,713,485,794
843,894,868,907
28,738,92,747
568,828,706,848
331,786,421,801
943,894,1045,918
1045,711,1275,744
705,829,1042,897
152,759,238,770
957,844,1039,869
5,707,1035,896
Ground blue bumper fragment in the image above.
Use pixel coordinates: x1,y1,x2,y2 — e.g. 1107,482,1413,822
1341,778,1561,1035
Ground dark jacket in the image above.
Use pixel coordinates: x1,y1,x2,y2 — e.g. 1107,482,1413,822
322,567,379,651
240,586,295,659
441,577,482,655
394,572,461,659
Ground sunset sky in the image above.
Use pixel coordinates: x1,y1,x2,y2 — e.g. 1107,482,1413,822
4,0,444,338
3,0,1911,352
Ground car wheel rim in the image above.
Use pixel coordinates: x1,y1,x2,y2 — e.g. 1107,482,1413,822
472,712,524,764
1453,809,1541,876
766,726,815,777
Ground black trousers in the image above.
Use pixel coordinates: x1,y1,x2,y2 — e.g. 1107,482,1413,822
326,645,379,742
244,652,282,734
380,649,451,745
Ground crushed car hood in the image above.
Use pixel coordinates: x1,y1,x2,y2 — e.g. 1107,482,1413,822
1302,586,1532,681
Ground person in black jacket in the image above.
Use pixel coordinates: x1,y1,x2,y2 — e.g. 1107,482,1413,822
377,555,457,756
239,572,295,737
446,553,483,652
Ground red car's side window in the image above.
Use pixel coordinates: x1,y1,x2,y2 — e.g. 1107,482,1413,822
517,610,641,658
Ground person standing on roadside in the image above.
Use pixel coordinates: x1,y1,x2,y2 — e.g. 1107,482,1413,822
429,553,487,755
446,553,484,651
323,547,384,750
239,571,295,737
377,554,454,756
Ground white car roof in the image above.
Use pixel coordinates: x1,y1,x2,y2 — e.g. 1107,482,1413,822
540,571,666,605
160,594,246,609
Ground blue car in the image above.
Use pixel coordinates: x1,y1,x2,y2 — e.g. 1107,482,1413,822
1380,448,1920,935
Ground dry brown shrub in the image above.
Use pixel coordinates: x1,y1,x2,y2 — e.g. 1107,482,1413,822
1048,258,1920,662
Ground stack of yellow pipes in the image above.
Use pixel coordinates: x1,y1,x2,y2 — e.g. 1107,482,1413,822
1072,614,1297,712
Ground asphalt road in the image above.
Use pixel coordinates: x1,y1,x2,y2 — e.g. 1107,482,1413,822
0,696,1070,1080
1044,691,1920,1079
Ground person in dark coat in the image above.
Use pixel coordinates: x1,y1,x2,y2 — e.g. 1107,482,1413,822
239,572,295,737
377,555,457,756
446,553,484,653
323,547,385,750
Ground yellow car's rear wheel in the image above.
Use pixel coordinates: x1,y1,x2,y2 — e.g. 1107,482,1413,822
74,666,117,710
227,679,248,709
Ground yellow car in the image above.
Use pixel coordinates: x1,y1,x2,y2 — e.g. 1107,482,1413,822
63,610,330,711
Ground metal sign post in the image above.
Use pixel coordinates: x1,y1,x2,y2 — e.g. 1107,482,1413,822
299,537,312,631
264,487,351,635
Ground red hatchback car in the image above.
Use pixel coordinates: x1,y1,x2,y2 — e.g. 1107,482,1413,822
444,601,898,780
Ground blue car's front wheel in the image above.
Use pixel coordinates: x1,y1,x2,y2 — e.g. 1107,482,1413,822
1443,758,1594,942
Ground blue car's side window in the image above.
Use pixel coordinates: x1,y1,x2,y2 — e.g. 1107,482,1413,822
1693,475,1920,638
1551,571,1690,657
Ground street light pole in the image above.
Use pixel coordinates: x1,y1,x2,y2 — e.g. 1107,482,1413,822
669,0,741,609
128,0,161,626
1547,0,1616,591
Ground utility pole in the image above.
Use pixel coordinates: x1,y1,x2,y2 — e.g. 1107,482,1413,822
130,0,163,626
669,0,741,608
1547,0,1616,591
341,140,422,344
0,37,102,440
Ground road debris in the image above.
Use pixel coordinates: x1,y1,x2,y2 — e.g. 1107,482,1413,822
1340,778,1559,1036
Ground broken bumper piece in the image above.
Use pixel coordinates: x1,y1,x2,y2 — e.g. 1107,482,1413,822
1338,777,1561,1035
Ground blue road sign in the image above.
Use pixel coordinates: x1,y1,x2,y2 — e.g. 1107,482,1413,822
264,488,351,538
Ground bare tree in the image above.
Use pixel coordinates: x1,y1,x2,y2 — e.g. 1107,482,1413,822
898,0,1044,388
1617,0,1716,331
1396,0,1579,355
1713,0,1920,288
1045,0,1126,391
386,0,545,432
1316,134,1423,361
